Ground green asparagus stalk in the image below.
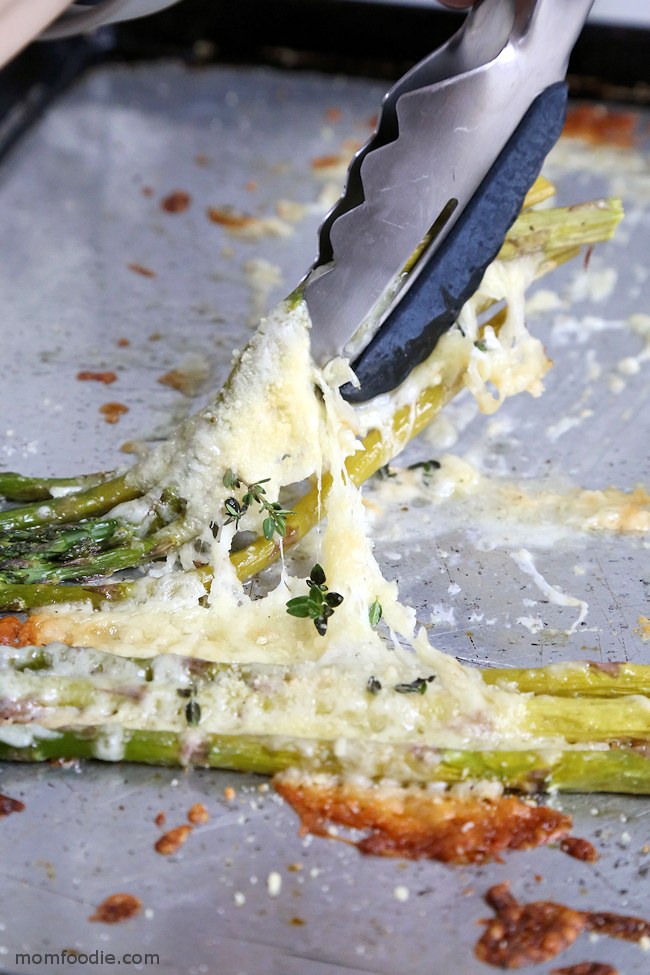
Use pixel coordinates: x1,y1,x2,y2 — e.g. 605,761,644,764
0,518,124,556
498,199,623,262
5,676,649,743
483,661,650,698
0,580,129,611
7,650,650,745
5,646,648,701
1,726,648,794
0,490,190,588
0,471,112,503
0,473,139,534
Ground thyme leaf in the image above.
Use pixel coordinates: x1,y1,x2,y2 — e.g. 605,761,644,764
407,459,441,473
368,599,382,628
394,676,436,695
285,564,344,636
185,698,201,726
310,563,326,587
223,469,241,490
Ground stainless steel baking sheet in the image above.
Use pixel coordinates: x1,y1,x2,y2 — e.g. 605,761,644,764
0,62,648,975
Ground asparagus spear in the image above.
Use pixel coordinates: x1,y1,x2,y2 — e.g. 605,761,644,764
0,473,139,535
0,471,111,503
498,199,623,262
483,661,650,698
1,723,649,794
5,645,648,700
0,725,650,795
7,655,650,743
4,677,646,744
0,580,127,611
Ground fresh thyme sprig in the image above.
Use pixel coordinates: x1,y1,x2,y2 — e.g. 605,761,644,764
286,563,344,636
222,469,294,541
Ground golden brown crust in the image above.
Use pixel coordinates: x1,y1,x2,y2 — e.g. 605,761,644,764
551,964,618,975
154,824,193,855
0,616,43,648
0,616,22,646
559,836,598,863
206,206,253,229
477,882,650,969
477,882,586,968
563,106,638,148
76,371,117,385
160,190,191,213
187,802,209,825
99,402,129,425
89,893,141,924
310,153,345,170
157,369,194,394
586,911,650,942
0,793,25,817
274,776,572,865
127,262,156,278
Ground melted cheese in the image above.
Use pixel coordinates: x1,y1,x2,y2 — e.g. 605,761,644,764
1,650,532,750
366,455,650,544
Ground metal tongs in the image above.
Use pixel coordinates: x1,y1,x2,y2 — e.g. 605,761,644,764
304,0,594,402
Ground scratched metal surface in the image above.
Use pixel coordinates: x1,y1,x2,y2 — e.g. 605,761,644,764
0,63,648,975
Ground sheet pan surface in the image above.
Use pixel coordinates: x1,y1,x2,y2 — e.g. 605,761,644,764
0,62,648,975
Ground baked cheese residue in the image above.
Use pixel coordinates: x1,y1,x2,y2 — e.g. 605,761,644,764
274,771,572,864
366,454,650,542
636,617,650,642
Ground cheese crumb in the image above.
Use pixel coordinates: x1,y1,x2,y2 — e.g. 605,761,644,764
393,885,410,902
233,892,246,907
267,872,282,897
